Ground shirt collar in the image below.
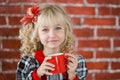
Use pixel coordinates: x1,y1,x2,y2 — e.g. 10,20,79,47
34,50,45,64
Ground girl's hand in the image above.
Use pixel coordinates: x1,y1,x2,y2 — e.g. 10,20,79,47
37,56,55,77
65,53,78,80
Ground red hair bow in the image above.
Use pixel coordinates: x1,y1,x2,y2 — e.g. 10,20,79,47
20,5,40,25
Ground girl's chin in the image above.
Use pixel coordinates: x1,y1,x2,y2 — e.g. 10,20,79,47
49,47,58,49
48,46,59,49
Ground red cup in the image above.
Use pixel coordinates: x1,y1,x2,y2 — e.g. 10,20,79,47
48,53,67,74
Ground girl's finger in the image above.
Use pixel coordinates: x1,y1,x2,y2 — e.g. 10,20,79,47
44,71,53,75
68,61,73,66
45,62,55,67
67,57,75,62
67,64,70,69
44,56,52,61
41,68,53,76
68,62,76,69
44,65,55,70
67,64,75,70
67,57,78,66
66,54,78,62
65,53,77,59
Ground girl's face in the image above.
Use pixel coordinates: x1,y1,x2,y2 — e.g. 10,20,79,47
38,24,65,50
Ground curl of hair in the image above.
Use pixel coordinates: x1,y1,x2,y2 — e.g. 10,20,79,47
19,23,35,55
60,21,75,54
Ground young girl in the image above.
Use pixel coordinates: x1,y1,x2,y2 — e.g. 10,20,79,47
16,4,88,80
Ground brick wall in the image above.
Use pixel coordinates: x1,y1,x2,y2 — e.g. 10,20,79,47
0,0,120,80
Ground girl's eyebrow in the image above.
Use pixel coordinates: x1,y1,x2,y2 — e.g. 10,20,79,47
54,24,62,27
42,25,49,28
56,24,61,26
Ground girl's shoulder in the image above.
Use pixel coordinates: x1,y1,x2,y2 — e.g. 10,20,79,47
17,55,39,73
76,54,86,61
19,55,37,64
76,54,88,79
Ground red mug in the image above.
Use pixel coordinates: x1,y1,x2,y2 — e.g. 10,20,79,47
48,53,67,74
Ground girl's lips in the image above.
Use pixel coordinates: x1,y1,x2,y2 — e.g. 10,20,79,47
49,40,58,42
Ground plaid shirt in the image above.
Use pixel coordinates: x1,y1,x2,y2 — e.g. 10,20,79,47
16,50,88,80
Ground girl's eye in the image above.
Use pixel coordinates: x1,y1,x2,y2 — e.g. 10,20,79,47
56,26,62,30
42,29,49,32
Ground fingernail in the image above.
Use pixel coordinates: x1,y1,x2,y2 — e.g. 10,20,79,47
53,65,55,67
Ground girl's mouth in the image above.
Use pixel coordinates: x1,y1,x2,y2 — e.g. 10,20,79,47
49,40,58,43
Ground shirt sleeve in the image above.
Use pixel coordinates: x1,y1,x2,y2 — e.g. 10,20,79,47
75,55,88,80
16,56,40,80
32,69,42,80
73,75,79,80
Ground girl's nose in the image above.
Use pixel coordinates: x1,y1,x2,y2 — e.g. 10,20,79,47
49,30,56,38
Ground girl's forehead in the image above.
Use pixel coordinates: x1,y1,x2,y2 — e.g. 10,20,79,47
42,24,62,27
37,11,66,28
39,17,64,26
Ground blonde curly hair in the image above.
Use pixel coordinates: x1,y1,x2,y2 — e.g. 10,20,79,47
19,4,75,56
